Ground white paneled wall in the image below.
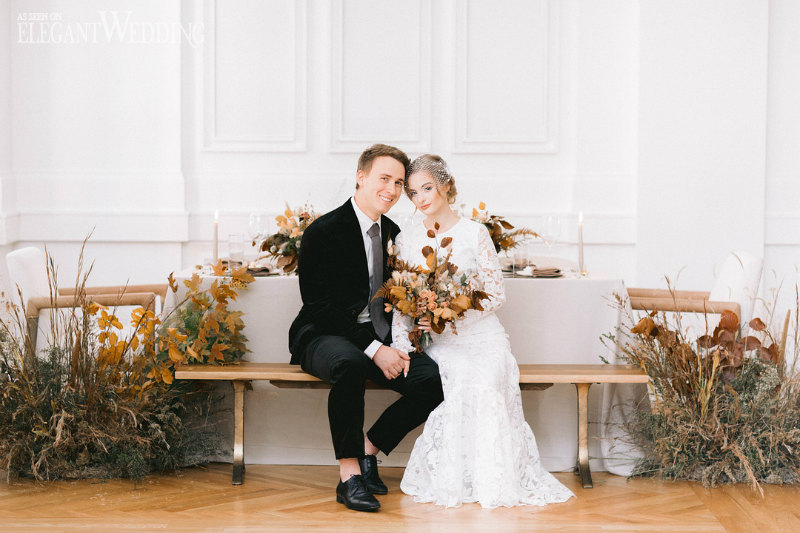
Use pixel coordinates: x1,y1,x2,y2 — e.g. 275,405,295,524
0,0,798,310
637,0,768,291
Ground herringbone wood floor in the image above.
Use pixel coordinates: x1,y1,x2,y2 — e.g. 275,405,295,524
1,464,798,532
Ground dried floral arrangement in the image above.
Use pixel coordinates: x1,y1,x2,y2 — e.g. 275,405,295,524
160,261,253,367
375,222,489,352
471,201,538,253
0,248,253,482
608,286,800,494
256,203,318,274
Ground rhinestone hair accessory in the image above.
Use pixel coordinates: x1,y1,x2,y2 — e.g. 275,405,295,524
405,155,453,189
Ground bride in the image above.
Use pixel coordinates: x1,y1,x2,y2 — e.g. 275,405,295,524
394,154,575,508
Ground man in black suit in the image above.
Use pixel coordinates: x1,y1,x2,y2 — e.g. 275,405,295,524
289,144,443,512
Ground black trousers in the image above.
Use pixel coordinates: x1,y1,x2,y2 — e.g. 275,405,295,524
300,329,444,460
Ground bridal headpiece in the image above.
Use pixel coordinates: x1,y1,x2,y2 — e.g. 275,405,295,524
406,154,453,188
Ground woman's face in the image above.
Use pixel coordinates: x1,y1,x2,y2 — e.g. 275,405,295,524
406,171,448,216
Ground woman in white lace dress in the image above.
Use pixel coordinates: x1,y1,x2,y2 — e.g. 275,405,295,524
395,155,575,509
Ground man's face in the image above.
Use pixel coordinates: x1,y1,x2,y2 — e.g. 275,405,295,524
354,156,405,220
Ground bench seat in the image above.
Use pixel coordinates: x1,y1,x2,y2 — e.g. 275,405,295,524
175,362,648,488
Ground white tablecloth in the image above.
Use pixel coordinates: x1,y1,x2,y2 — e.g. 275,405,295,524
165,271,646,474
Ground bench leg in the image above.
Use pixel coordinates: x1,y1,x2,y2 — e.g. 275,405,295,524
574,382,593,489
232,380,246,485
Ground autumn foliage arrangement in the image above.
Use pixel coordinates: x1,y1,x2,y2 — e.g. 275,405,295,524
159,261,253,368
375,222,489,352
0,248,253,482
471,201,538,253
256,202,318,274
609,287,800,494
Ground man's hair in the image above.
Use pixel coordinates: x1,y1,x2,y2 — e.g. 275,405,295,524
355,144,410,189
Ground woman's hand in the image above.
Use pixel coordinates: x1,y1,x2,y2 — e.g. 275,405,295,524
417,316,433,332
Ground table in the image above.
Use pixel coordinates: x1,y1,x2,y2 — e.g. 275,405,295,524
164,271,646,475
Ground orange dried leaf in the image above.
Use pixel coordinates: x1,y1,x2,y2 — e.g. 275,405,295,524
168,344,185,363
212,260,226,276
232,265,255,284
168,272,178,293
426,254,436,270
184,273,202,292
186,345,200,361
210,343,229,362
440,237,453,248
749,317,766,331
161,365,174,385
389,286,407,300
697,335,716,349
719,309,739,332
421,246,434,258
740,336,761,350
452,294,471,311
631,317,658,337
760,343,780,365
478,201,486,210
426,229,436,239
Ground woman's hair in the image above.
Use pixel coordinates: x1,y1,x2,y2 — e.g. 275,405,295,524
405,154,458,205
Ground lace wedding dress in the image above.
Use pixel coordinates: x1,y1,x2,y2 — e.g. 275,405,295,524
394,218,575,508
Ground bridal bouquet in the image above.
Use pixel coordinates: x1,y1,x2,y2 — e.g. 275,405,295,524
375,223,489,352
256,202,318,274
471,201,538,253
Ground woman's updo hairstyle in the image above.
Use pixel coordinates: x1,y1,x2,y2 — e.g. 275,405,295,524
405,154,458,205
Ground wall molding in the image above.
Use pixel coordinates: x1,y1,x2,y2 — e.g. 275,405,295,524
201,0,308,152
454,0,559,154
11,171,185,214
3,212,188,244
329,0,432,153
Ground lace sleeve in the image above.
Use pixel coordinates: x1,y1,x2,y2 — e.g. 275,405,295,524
475,224,506,313
390,230,415,353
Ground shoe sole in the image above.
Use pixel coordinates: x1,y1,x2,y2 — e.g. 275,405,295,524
336,494,380,512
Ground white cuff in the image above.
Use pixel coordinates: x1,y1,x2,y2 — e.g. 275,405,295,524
364,340,382,359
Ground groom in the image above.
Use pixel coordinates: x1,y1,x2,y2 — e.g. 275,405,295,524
288,144,443,512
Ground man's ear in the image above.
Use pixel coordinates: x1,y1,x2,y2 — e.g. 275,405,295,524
356,169,366,188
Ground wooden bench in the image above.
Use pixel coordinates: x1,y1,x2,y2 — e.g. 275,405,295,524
174,362,648,489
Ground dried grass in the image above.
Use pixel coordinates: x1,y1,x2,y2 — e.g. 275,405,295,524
0,242,221,482
609,284,800,494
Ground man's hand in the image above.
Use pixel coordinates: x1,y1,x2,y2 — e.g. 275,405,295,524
373,345,411,380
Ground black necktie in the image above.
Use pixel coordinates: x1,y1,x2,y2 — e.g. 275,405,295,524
367,223,389,340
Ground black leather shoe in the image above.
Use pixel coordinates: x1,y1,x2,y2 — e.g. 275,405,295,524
336,475,380,512
358,455,388,495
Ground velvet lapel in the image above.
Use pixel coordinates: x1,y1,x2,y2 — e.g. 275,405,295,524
342,200,370,291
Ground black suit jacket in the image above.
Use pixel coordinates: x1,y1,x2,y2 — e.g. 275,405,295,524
288,199,401,365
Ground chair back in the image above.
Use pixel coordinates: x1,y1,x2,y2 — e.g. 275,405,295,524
6,247,50,303
708,251,763,324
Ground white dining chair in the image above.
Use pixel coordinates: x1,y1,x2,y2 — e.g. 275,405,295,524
6,247,50,303
5,247,165,358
